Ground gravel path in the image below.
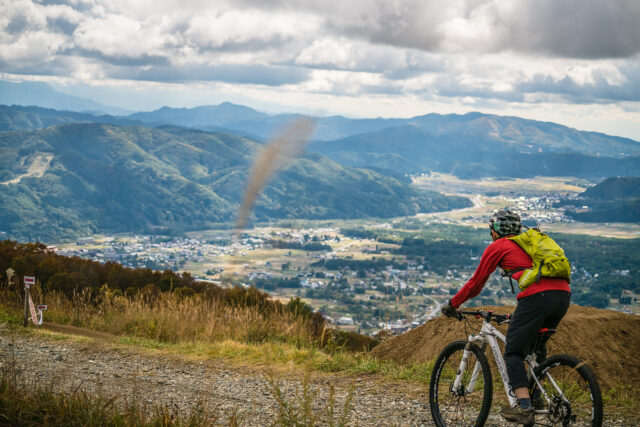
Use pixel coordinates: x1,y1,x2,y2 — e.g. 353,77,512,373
0,332,633,426
1,332,437,426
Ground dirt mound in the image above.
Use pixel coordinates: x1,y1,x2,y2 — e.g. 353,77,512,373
41,322,116,340
370,305,640,390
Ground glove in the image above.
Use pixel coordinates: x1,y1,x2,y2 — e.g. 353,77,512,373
441,301,458,318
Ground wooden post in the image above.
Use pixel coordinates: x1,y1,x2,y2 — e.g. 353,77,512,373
22,276,35,327
23,282,29,327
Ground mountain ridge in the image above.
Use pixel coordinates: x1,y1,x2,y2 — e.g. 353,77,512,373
3,104,639,180
0,122,470,240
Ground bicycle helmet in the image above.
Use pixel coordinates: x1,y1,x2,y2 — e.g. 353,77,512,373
489,210,521,237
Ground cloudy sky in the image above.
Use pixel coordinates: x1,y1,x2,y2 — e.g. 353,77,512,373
1,0,640,139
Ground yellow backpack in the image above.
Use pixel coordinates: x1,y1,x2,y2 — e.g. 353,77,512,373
507,228,571,291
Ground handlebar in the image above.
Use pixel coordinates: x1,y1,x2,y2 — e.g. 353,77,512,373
457,310,511,324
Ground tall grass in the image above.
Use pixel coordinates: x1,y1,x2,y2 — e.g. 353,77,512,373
268,370,353,427
1,287,316,347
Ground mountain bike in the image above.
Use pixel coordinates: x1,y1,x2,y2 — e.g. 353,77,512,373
429,310,603,426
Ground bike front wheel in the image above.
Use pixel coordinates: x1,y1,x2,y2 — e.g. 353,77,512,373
429,340,493,427
530,354,603,427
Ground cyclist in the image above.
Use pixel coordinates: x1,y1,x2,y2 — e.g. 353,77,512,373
441,210,571,424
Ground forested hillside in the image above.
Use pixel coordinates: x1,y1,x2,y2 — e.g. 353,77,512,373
0,123,469,240
560,177,640,222
0,105,139,132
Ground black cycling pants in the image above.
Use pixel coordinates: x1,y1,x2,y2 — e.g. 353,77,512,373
504,290,571,390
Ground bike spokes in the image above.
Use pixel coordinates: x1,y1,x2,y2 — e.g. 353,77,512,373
431,342,492,426
533,359,602,426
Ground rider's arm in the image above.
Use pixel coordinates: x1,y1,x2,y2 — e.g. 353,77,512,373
450,240,505,308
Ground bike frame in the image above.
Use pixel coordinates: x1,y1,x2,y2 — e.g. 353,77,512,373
455,317,560,410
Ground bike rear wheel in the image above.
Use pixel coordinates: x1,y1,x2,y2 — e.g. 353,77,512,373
429,340,493,427
530,354,603,427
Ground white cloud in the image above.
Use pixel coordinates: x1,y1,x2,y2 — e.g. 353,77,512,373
73,13,175,58
0,0,639,138
184,9,317,51
0,30,67,65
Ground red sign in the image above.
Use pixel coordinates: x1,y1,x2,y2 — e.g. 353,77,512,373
24,276,35,286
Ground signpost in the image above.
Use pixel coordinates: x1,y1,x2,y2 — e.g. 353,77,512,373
23,276,37,327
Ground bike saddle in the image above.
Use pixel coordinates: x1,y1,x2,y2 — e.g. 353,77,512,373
537,327,556,336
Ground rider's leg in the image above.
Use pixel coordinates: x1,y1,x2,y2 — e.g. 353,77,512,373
504,293,546,400
502,291,570,423
515,387,530,399
501,293,549,423
533,291,571,407
505,291,571,395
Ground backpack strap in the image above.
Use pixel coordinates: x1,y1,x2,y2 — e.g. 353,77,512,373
536,260,544,283
501,268,526,294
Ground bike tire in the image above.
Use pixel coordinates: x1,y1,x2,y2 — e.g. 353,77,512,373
530,354,603,427
429,340,493,427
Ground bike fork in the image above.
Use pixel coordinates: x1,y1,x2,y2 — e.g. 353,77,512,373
453,343,482,394
452,344,472,391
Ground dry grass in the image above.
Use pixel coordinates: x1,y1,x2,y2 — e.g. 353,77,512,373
267,369,354,427
1,287,315,348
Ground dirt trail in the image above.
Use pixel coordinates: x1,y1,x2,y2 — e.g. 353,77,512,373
1,332,442,426
1,153,53,185
371,305,640,391
41,321,117,340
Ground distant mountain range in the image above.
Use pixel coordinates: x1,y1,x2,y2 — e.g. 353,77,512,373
0,123,470,240
0,105,142,131
309,117,640,178
3,103,639,180
0,80,131,116
125,104,640,159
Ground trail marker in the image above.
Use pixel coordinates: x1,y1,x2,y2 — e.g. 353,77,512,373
22,276,46,326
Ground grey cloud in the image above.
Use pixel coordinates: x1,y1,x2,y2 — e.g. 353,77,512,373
384,53,446,80
35,0,92,12
506,0,640,59
112,63,310,86
421,64,640,104
435,85,526,103
237,0,640,59
360,84,404,95
517,71,640,103
46,16,78,35
191,36,295,55
61,47,171,67
0,56,73,77
5,13,31,35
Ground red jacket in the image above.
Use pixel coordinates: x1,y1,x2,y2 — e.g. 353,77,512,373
450,236,570,309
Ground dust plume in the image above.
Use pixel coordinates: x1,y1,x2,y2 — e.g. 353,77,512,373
235,117,315,232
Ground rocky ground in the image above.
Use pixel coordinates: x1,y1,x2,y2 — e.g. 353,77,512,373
0,331,634,426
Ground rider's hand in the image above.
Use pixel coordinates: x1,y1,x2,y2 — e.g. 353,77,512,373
441,301,459,318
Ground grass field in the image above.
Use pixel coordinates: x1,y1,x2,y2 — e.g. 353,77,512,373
412,173,589,194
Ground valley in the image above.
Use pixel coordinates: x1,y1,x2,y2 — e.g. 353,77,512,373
53,175,640,337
